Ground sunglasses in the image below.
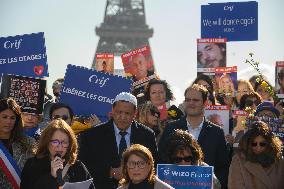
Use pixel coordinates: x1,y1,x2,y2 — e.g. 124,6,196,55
251,142,267,147
150,108,160,118
52,115,69,121
171,156,194,164
245,99,260,107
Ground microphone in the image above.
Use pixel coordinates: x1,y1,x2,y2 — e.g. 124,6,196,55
54,153,64,186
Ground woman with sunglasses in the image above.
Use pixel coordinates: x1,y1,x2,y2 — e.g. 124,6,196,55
20,119,94,189
163,129,221,189
239,92,263,111
228,121,284,189
118,144,173,189
138,102,161,140
0,98,35,189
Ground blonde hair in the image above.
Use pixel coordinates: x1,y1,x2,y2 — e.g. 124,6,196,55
137,102,160,125
218,73,235,95
35,119,78,164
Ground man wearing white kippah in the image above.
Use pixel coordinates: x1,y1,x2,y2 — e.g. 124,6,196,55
79,92,158,189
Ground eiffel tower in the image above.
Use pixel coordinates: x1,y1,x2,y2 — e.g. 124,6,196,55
91,0,153,68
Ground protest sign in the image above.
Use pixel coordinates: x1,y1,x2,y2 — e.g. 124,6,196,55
205,105,230,135
95,53,114,74
157,164,213,189
121,45,156,89
0,32,48,78
114,69,125,77
275,61,284,98
0,74,46,114
201,1,258,41
59,64,132,122
254,116,284,143
215,66,237,96
232,110,248,147
197,38,227,72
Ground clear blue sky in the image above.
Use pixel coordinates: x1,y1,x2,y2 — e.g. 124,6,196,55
1,0,283,104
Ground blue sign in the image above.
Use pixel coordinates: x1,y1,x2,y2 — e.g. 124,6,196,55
201,1,258,41
157,164,213,189
0,32,48,78
59,64,132,122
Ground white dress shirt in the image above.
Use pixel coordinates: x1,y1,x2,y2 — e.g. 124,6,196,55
186,117,204,140
113,122,132,153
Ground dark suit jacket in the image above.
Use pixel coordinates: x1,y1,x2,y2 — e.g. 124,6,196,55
20,157,94,189
78,119,158,189
158,116,229,189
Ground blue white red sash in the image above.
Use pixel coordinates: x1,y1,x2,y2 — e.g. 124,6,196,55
0,141,21,189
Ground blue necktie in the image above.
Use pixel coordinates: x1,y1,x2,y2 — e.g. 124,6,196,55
119,131,127,159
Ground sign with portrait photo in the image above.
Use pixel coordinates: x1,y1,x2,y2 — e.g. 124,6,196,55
215,66,237,97
0,74,46,114
201,1,258,41
205,105,230,135
59,64,132,122
0,32,48,78
232,110,248,147
157,164,213,189
121,45,156,88
95,53,114,74
275,61,284,98
197,38,227,72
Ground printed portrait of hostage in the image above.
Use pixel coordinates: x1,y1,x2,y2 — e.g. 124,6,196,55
129,53,155,82
121,46,155,82
197,42,226,68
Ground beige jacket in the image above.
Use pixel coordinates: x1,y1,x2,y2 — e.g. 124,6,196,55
117,176,174,189
228,153,284,189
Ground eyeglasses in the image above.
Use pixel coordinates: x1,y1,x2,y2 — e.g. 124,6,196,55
127,161,147,169
251,142,267,147
150,108,160,118
245,99,260,107
52,115,69,121
50,139,69,148
171,156,194,164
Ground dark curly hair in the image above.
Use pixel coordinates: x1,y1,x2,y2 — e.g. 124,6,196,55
144,79,174,102
239,121,282,167
193,74,216,104
239,92,263,110
164,129,204,165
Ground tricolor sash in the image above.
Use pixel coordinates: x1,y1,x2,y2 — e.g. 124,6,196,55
0,141,21,189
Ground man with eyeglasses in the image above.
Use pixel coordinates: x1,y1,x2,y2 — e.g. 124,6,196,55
78,92,158,189
159,84,229,189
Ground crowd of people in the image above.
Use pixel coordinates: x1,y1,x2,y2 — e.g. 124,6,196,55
0,70,284,189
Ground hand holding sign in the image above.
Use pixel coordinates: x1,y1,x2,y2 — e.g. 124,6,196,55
59,65,132,122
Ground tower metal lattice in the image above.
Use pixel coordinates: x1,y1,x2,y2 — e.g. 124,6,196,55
91,0,153,68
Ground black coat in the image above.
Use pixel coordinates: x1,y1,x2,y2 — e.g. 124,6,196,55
20,156,94,189
78,119,158,189
158,117,229,189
